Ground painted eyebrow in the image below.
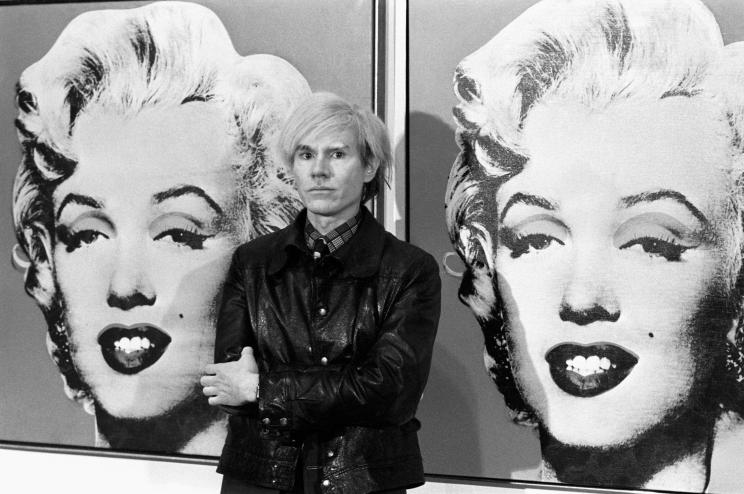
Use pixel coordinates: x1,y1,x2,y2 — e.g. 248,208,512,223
152,185,224,216
620,189,709,225
499,192,557,223
56,193,103,221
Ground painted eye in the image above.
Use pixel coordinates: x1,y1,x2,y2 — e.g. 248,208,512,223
500,230,564,258
154,228,211,250
620,237,688,262
57,226,108,252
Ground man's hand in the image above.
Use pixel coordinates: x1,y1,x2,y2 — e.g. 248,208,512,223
201,347,259,406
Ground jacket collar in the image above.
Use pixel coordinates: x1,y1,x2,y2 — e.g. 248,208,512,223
268,207,385,278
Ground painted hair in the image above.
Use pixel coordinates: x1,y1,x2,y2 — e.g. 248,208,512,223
445,0,744,425
278,92,392,203
11,1,310,411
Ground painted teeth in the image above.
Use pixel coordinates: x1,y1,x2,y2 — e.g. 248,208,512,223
565,355,615,376
113,336,153,354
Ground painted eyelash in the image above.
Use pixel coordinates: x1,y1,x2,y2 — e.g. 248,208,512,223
154,227,213,250
499,228,563,258
619,235,690,262
56,225,106,252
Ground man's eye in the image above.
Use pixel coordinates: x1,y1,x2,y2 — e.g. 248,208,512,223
500,230,563,258
297,152,312,160
57,226,108,252
620,237,688,262
154,228,211,250
331,151,345,159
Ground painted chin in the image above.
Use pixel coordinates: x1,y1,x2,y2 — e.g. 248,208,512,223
545,343,638,398
97,324,171,375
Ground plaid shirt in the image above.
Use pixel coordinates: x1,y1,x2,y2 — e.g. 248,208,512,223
304,210,362,255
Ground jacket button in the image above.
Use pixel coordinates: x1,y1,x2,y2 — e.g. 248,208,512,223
262,417,271,425
318,307,327,316
320,357,328,365
322,480,330,487
327,450,334,458
279,417,288,426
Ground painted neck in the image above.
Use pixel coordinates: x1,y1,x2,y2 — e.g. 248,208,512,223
541,445,709,492
93,398,228,455
95,414,227,455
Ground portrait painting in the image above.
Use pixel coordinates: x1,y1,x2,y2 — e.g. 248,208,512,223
0,0,374,458
411,0,744,492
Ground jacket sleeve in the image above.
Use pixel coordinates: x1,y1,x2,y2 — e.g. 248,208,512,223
213,248,257,415
257,252,441,432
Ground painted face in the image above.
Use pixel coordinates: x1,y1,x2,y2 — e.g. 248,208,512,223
53,103,238,418
290,128,376,226
495,98,737,447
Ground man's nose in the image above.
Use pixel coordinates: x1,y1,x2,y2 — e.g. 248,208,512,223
310,155,331,178
559,247,620,326
107,239,156,311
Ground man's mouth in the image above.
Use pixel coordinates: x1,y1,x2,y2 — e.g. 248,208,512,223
545,343,638,397
97,324,171,375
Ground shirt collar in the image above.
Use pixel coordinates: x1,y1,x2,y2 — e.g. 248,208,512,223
268,207,385,278
304,210,362,254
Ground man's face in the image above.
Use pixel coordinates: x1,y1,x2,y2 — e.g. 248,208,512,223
290,128,377,228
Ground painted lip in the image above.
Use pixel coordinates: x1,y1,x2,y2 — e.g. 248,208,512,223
97,324,171,375
545,342,638,398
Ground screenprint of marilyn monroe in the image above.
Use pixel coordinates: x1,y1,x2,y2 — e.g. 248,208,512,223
446,0,744,491
11,2,308,455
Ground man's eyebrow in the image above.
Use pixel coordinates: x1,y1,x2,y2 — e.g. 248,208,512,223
152,185,223,216
295,143,350,153
56,193,103,220
620,189,708,225
499,192,557,222
295,144,315,153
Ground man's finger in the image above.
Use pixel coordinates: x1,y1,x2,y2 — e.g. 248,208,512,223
204,364,217,375
208,395,224,406
202,386,217,396
241,346,259,372
200,375,216,386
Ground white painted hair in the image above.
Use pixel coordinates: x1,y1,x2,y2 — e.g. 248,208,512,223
445,0,744,423
11,1,310,409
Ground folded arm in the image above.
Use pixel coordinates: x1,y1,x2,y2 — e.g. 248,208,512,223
258,254,441,432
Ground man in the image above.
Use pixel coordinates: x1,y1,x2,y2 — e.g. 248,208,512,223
201,92,441,493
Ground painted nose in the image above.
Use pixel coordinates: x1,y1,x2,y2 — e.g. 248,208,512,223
559,249,620,325
107,244,156,310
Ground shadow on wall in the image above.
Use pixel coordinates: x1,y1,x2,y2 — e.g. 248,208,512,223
409,110,541,480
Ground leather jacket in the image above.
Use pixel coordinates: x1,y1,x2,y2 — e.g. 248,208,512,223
214,208,441,493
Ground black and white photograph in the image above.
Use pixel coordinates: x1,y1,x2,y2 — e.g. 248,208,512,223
6,0,744,492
